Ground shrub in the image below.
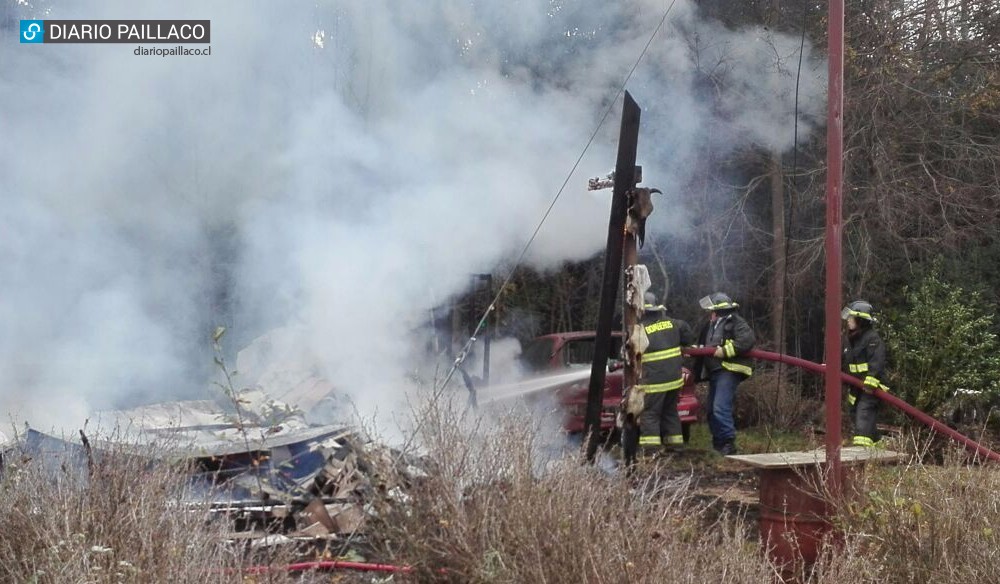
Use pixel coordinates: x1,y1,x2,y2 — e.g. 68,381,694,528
884,261,1000,418
733,365,821,432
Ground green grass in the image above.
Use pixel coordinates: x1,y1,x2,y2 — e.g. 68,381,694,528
739,425,816,453
686,422,816,455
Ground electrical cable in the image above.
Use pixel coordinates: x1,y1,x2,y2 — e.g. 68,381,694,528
436,0,680,395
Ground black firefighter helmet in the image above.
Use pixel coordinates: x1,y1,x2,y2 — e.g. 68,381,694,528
699,292,739,312
644,291,665,312
842,300,876,323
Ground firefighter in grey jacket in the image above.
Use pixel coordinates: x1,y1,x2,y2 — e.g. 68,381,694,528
842,300,888,447
637,293,695,453
695,292,755,455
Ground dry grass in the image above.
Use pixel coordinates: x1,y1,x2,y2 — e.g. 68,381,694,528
819,440,1000,583
736,433,1000,584
6,403,1000,583
368,396,776,583
368,394,1000,583
0,429,297,584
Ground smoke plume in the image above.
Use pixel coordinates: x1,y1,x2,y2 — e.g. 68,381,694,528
0,0,825,433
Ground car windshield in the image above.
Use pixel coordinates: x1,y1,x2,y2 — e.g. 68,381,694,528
520,338,555,373
563,336,623,368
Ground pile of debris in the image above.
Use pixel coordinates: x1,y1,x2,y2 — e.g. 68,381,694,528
1,389,426,559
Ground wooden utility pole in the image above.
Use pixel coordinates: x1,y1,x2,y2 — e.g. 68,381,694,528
585,92,641,462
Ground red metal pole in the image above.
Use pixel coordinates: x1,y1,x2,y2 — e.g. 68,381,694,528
825,0,846,494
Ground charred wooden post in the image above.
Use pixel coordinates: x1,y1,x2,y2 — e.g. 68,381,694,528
477,273,493,385
79,429,94,478
585,92,640,462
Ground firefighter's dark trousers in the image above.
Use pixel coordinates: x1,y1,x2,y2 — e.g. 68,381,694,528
638,388,683,448
849,388,881,446
707,370,741,450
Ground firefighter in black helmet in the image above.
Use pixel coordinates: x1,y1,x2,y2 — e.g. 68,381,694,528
635,292,695,455
695,292,755,455
842,300,888,447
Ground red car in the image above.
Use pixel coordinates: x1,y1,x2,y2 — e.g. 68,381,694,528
520,331,701,442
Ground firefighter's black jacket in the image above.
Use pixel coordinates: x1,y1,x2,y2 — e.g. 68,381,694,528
695,311,755,381
639,306,694,389
842,326,887,388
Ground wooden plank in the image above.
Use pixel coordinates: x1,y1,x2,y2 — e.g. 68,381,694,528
727,447,907,469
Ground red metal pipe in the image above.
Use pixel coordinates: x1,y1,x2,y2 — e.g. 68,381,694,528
683,347,1000,462
241,560,424,575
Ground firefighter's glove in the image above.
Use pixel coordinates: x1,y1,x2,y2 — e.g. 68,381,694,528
713,346,724,358
863,375,881,393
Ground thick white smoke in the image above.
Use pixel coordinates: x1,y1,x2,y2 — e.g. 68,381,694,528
0,0,825,433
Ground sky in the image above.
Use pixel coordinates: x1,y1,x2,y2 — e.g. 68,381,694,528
0,0,825,434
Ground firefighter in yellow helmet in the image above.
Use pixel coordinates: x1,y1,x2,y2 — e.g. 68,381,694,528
636,292,695,456
842,300,888,447
694,292,755,455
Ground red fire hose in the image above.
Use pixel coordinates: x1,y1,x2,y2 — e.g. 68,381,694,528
241,560,423,575
683,346,1000,462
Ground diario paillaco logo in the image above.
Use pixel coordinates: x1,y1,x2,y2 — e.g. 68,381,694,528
20,20,44,43
17,20,210,44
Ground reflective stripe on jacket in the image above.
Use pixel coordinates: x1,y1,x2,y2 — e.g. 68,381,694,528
842,326,889,392
638,308,694,393
696,312,756,379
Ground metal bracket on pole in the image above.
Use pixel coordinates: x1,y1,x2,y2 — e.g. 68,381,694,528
587,166,642,192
